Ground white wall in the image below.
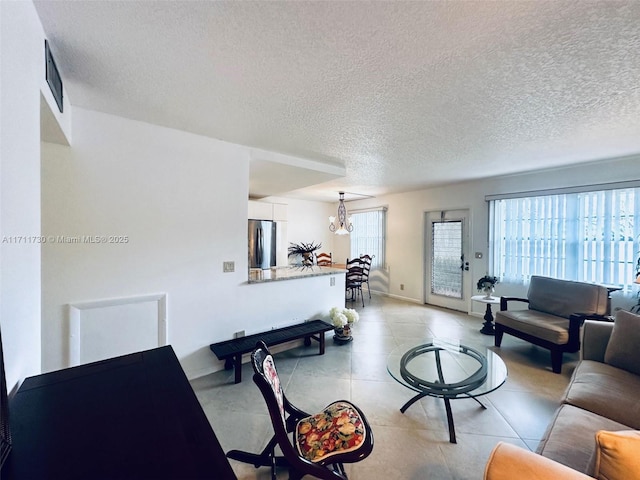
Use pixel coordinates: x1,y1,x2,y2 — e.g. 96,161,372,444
0,0,51,391
340,155,640,311
41,108,248,378
264,196,336,263
41,108,345,379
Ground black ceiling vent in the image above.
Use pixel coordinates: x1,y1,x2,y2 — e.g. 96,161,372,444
45,40,63,113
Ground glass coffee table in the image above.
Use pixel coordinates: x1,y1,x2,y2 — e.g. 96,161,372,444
387,338,507,443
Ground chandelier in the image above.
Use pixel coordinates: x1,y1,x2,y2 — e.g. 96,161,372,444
329,192,353,235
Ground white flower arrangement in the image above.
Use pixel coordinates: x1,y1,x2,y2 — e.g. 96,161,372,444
331,312,348,328
329,307,359,328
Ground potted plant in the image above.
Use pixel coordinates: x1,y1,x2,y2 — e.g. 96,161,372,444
288,241,322,266
477,275,500,299
329,307,359,344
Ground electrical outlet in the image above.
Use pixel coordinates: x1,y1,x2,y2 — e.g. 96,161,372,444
400,284,405,290
233,330,245,339
223,261,235,273
330,276,336,286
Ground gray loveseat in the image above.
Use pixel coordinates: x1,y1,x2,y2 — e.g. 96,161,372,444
485,311,640,479
495,276,609,373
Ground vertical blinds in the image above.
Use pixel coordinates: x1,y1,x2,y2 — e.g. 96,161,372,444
349,208,386,268
489,187,640,290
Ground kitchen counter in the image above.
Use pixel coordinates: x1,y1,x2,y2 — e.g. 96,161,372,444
248,265,346,283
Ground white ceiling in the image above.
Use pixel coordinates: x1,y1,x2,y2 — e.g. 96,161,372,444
34,1,640,202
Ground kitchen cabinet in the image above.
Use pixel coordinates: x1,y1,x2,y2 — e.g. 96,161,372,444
272,203,288,221
248,200,287,221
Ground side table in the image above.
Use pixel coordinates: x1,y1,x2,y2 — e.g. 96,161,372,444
471,295,501,335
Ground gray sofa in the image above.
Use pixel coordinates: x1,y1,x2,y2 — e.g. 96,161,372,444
495,276,609,373
535,315,640,472
485,311,640,479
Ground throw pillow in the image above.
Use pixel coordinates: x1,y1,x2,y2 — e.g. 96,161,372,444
590,430,640,480
604,310,640,376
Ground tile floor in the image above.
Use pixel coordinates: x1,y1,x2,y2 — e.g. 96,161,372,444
191,294,577,479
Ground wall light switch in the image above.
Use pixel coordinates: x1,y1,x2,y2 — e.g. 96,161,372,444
223,261,235,272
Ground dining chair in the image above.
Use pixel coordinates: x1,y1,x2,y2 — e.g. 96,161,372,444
345,258,365,308
315,252,333,266
359,255,374,299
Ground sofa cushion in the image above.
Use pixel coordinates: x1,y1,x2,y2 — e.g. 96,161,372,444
495,309,570,345
604,310,640,376
565,360,640,429
536,404,629,473
589,430,640,480
527,276,608,318
484,442,592,480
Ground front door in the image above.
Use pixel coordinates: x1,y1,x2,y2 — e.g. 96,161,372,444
424,210,471,312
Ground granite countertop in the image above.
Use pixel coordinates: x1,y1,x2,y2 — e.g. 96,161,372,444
248,265,346,283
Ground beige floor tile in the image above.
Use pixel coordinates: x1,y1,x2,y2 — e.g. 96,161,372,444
486,389,559,441
439,434,529,480
192,294,571,480
349,425,454,480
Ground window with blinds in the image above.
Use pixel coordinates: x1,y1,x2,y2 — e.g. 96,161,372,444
489,187,640,291
349,208,386,269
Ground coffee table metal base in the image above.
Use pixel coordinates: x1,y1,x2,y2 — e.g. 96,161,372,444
397,343,489,444
399,390,487,444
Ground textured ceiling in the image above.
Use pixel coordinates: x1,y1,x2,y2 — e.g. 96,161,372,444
34,1,640,201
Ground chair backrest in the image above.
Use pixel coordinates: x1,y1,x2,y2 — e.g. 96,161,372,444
359,254,374,279
527,276,609,318
345,258,364,284
252,342,287,426
315,252,332,266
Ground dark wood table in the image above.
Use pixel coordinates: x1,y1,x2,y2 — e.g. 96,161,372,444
3,346,236,479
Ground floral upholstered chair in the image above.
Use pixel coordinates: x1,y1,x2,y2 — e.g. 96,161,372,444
226,341,374,480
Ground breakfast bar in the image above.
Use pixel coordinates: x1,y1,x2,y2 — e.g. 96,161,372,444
248,265,345,283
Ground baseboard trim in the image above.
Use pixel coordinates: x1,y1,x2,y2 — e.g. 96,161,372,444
374,291,423,305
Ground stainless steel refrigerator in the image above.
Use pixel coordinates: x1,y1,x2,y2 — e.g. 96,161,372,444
248,220,277,269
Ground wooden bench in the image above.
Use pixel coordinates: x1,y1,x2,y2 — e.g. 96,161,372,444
209,319,334,383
